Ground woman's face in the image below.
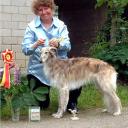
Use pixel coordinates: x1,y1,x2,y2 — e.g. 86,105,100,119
37,5,53,21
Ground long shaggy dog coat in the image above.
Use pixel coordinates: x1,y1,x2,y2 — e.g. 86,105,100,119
40,47,122,118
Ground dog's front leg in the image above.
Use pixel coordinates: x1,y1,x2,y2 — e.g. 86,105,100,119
52,87,69,118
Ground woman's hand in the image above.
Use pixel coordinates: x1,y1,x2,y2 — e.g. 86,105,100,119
32,38,45,48
49,38,60,48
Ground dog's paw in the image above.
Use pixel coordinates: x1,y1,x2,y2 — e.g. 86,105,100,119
102,109,108,113
52,113,63,118
113,111,121,116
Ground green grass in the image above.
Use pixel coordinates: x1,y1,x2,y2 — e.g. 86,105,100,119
49,84,128,112
117,84,128,106
78,85,103,109
78,84,128,110
1,84,128,119
49,85,103,111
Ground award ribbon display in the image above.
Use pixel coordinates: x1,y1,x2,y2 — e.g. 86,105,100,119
0,49,14,89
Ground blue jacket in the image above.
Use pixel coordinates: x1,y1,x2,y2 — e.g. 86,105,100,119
22,16,71,86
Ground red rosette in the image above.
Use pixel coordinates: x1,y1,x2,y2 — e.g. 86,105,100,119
1,49,14,63
0,49,14,89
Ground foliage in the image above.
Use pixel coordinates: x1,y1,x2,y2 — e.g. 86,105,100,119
90,9,128,80
89,0,128,82
89,41,109,56
96,0,128,18
96,0,128,8
116,19,128,44
0,76,48,110
96,0,128,46
90,43,128,79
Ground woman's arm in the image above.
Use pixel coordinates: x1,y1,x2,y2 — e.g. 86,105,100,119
21,26,45,55
58,24,71,52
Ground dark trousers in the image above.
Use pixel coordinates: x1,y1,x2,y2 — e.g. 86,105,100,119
67,87,82,109
27,74,82,109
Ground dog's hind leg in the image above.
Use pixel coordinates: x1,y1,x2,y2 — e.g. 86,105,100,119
103,90,121,116
110,91,122,116
96,73,121,116
98,82,121,116
52,87,69,118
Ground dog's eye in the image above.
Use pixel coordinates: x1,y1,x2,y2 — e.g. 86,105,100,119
45,52,48,54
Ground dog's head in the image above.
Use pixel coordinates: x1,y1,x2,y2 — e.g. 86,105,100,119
40,47,57,62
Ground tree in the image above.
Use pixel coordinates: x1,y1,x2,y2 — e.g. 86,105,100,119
96,0,128,46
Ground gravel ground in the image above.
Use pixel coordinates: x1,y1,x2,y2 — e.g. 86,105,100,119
1,107,128,128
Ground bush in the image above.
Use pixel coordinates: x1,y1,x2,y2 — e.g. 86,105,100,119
90,43,128,82
89,11,128,83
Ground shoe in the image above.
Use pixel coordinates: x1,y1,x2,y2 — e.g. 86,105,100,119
67,103,78,114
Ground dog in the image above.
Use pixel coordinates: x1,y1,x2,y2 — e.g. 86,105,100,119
40,47,122,118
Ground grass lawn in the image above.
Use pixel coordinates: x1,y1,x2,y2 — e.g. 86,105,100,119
50,84,128,112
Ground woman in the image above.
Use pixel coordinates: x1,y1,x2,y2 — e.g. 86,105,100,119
22,0,81,112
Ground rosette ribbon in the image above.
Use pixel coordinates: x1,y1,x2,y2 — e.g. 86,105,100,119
0,49,14,89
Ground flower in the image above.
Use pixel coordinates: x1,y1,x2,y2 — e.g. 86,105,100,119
14,67,21,85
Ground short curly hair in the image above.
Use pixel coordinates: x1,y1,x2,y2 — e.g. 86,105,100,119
31,0,55,15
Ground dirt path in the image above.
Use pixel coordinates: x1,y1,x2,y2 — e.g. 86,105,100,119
1,107,128,128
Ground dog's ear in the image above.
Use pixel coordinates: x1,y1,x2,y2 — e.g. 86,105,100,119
49,47,57,57
50,47,57,53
